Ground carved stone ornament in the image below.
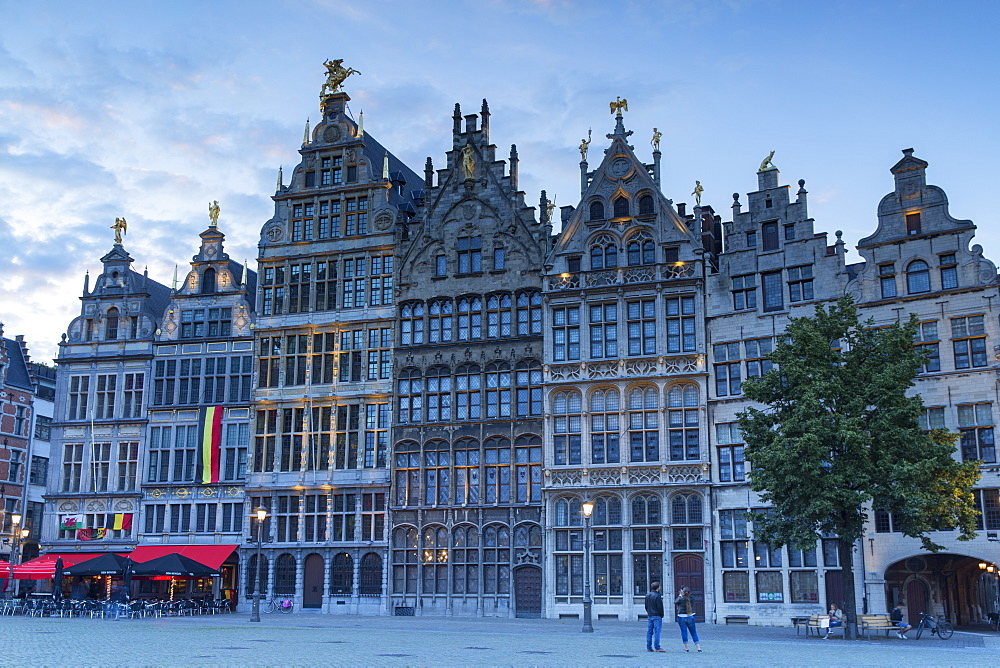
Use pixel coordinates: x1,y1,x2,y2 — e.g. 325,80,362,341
264,222,284,243
86,501,107,512
463,203,476,220
58,501,79,512
324,124,342,143
374,211,393,231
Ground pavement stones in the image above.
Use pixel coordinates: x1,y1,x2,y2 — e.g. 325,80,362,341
0,614,997,666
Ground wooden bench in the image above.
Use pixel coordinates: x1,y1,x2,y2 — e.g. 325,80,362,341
859,614,896,639
791,616,811,635
805,615,844,637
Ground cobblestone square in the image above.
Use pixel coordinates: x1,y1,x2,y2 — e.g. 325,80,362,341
1,614,997,667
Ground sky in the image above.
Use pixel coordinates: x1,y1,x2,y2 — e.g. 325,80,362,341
1,0,998,364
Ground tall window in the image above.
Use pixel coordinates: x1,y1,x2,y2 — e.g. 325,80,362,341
392,527,418,594
590,389,620,464
454,438,480,504
940,253,958,290
457,297,483,340
787,265,814,302
68,376,90,420
906,259,930,294
246,554,269,596
457,236,482,273
363,403,389,468
670,493,703,551
424,439,450,506
589,303,618,358
638,194,654,215
122,373,144,418
761,221,779,251
223,423,249,481
359,553,383,596
334,405,360,470
732,275,756,310
484,437,511,503
879,263,897,299
62,443,84,492
665,296,696,353
627,299,656,355
553,391,582,465
253,409,276,473
589,200,604,221
627,237,655,266
719,509,749,602
452,526,479,595
514,435,542,503
422,526,449,595
958,403,996,463
394,441,420,506
744,337,773,379
400,302,425,346
455,364,481,420
331,493,356,541
762,271,783,312
485,362,511,419
552,306,580,362
425,366,452,422
590,236,618,270
631,494,662,595
116,441,139,491
515,360,542,417
368,254,393,306
515,291,542,336
330,553,353,595
481,525,510,596
668,384,700,461
95,374,116,419
974,489,1000,530
714,342,741,397
951,314,987,369
361,493,385,541
486,294,512,338
273,554,296,595
613,196,629,218
428,299,453,343
905,212,921,235
398,368,422,424
914,321,941,373
716,423,745,482
591,496,624,599
628,387,659,462
105,307,119,340
258,337,281,388
554,497,583,598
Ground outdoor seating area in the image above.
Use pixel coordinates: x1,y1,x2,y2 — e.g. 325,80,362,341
0,597,232,618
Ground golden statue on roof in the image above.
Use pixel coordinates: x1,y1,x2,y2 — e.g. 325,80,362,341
610,96,629,115
208,200,220,227
321,59,361,96
759,150,777,172
111,217,127,244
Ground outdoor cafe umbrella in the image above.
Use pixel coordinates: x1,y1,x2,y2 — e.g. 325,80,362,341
62,553,131,577
53,558,64,600
130,553,220,578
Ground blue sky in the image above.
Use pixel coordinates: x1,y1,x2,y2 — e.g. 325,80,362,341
2,0,998,363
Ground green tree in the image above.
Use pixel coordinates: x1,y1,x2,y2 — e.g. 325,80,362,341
737,296,979,639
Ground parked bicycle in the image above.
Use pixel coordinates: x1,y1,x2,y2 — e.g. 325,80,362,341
262,597,294,614
914,612,954,639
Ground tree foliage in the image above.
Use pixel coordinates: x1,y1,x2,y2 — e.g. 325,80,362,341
737,296,980,552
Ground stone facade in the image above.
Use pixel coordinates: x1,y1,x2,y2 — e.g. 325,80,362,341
389,101,549,618
1,328,36,563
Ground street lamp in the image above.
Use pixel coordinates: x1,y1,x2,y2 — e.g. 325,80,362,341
581,499,594,633
9,514,23,598
249,506,268,623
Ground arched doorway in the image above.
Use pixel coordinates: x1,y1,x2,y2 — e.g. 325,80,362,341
884,553,999,626
673,554,705,621
514,566,542,618
302,554,324,608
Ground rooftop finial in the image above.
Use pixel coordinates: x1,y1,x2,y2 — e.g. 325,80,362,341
320,59,360,98
355,109,364,138
303,117,310,145
579,128,592,162
208,200,220,228
610,96,628,116
111,217,127,245
277,166,283,191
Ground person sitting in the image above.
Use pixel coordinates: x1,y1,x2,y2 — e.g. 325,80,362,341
890,603,912,639
823,603,843,639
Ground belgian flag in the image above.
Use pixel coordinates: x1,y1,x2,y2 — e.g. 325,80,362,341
195,405,223,484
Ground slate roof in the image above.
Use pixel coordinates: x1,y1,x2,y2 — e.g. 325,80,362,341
2,337,34,392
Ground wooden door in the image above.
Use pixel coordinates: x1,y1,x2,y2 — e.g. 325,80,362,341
514,566,542,618
825,570,845,610
673,555,705,621
302,553,324,609
905,579,929,626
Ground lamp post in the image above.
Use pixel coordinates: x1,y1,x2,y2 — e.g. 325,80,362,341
249,506,268,623
9,513,23,599
581,499,594,633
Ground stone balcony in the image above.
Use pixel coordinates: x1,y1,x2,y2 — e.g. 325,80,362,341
546,262,696,291
543,463,708,490
545,354,703,383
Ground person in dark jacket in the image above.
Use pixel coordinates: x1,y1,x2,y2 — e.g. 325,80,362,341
644,582,666,652
674,586,702,652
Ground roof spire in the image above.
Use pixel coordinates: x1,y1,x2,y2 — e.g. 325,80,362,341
303,118,310,146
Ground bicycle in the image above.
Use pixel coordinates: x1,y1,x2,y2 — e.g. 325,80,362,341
914,611,954,639
261,597,294,614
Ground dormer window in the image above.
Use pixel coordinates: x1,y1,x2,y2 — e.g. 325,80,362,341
202,268,217,294
589,201,605,221
906,212,922,235
613,196,629,219
105,307,119,340
639,195,654,215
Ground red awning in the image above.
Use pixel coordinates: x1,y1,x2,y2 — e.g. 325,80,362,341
13,553,109,579
129,545,238,570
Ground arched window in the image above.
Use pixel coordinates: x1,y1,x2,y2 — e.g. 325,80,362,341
590,200,605,221
628,387,660,462
668,384,700,461
515,359,542,417
639,194,654,215
486,294,512,338
425,366,451,422
484,436,511,503
627,233,655,266
421,525,448,594
359,552,382,596
642,240,655,264
591,245,604,270
428,299,453,343
907,259,931,294
605,243,618,269
202,267,216,294
516,291,542,336
454,437,480,503
246,554,269,596
423,439,450,505
485,361,511,418
592,495,624,597
452,525,480,594
391,526,419,594
397,369,423,424
273,553,297,595
482,524,510,595
400,302,425,345
330,552,353,595
105,307,119,340
613,196,629,218
514,434,542,502
394,440,420,506
590,388,620,464
455,364,482,420
632,494,662,594
457,296,483,340
592,495,623,525
553,390,582,465
554,497,583,527
670,493,704,552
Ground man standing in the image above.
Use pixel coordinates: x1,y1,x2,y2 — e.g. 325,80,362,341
644,582,666,652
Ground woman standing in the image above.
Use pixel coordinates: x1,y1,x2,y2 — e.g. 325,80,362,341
824,603,843,639
674,586,702,652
